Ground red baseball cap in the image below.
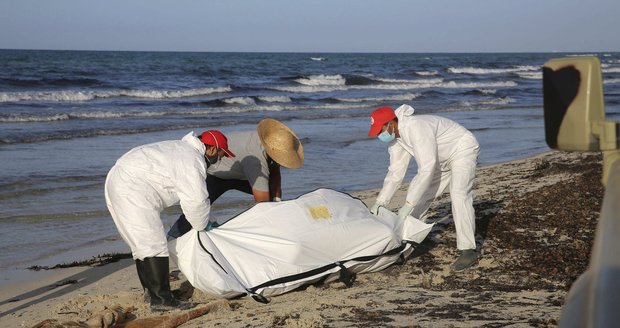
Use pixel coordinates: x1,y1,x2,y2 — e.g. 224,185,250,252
368,106,396,136
199,130,235,157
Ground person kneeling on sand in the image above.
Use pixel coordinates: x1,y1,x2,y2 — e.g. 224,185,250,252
167,118,304,239
368,104,480,271
104,130,234,311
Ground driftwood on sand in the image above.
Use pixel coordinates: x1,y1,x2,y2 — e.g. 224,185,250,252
30,304,134,328
117,301,229,328
29,301,228,328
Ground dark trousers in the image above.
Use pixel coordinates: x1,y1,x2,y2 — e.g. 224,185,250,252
167,175,252,238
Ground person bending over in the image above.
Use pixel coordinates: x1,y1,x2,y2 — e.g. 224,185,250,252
368,104,480,271
105,130,234,311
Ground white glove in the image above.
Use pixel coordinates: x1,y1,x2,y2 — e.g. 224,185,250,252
397,203,414,220
273,197,282,202
370,201,384,216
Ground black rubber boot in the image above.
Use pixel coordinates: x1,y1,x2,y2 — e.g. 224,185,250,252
135,259,150,303
450,249,479,271
142,257,194,311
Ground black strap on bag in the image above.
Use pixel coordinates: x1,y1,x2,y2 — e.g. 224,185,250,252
248,242,408,296
197,230,411,303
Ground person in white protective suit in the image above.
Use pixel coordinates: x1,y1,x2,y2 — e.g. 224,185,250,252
104,130,235,311
368,105,480,271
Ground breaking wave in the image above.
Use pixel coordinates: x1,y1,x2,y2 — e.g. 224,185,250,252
0,86,232,102
335,93,421,103
294,74,346,86
448,66,538,75
516,72,543,79
222,97,256,105
257,96,292,103
415,71,439,76
272,80,517,93
461,97,516,107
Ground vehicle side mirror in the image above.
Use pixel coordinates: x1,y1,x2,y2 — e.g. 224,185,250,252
543,56,616,151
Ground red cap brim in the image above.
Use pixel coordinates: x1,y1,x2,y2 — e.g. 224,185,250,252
222,149,235,157
368,123,383,137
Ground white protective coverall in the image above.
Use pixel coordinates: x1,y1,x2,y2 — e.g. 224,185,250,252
105,132,211,260
376,104,480,250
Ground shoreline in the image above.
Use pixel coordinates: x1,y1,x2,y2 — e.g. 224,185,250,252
0,150,603,327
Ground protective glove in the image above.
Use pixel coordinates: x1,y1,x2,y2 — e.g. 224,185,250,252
272,197,282,202
397,203,414,220
370,201,384,216
205,221,220,231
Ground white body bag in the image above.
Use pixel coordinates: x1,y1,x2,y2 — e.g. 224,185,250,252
169,189,433,302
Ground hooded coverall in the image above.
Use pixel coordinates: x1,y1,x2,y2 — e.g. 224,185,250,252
105,132,211,260
376,104,480,250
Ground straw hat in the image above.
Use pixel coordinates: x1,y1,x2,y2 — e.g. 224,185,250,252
257,118,304,169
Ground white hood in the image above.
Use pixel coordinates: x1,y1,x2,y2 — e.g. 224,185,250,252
395,104,415,118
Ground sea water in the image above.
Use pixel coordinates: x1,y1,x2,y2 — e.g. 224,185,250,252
1,51,619,278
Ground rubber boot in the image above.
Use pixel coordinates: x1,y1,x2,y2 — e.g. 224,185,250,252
450,249,478,271
142,257,194,311
135,259,150,303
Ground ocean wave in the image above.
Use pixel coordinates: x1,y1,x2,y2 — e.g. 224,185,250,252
120,87,232,99
309,57,326,61
294,74,346,86
448,65,538,75
270,85,348,93
516,72,543,79
415,71,439,76
603,67,620,74
257,96,292,103
351,80,518,91
0,90,95,102
222,97,256,105
271,80,517,93
0,86,232,102
0,110,170,123
292,74,442,88
335,93,421,103
461,97,516,107
0,124,207,144
0,101,371,126
373,77,444,84
0,114,71,123
567,54,598,57
295,103,375,111
604,78,620,85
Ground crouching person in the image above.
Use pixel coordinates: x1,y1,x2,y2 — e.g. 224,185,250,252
104,130,234,311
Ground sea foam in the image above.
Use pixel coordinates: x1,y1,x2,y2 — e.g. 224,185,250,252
0,86,232,103
294,74,346,86
448,66,538,75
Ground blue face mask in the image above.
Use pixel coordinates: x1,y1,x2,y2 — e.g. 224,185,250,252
378,130,395,143
378,122,396,143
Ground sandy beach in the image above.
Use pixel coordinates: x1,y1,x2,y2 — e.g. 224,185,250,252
0,150,603,328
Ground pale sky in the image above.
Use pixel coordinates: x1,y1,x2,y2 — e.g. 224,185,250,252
0,0,618,53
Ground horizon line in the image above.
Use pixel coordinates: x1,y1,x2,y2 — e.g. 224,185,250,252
1,48,619,55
